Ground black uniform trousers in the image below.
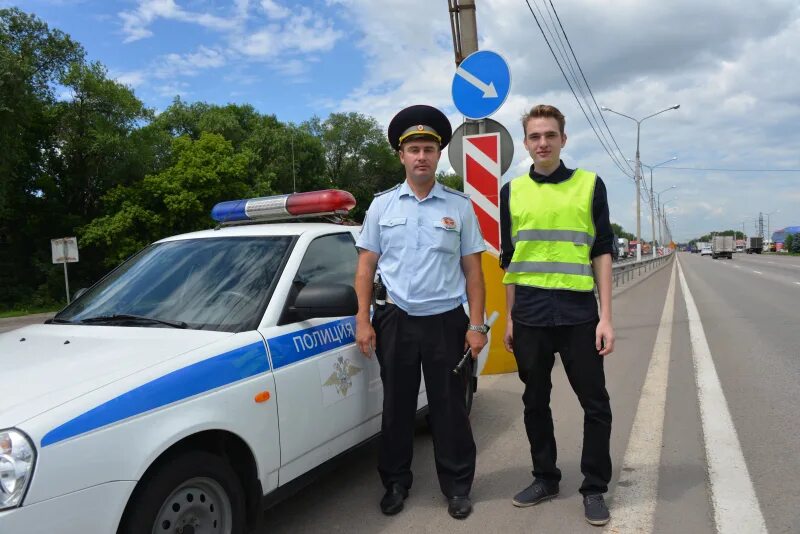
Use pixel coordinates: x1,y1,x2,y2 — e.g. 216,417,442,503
372,303,475,498
512,320,612,495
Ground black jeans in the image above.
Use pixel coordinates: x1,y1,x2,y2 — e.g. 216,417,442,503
373,304,475,498
512,320,612,495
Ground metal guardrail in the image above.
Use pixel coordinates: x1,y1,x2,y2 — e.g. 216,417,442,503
612,252,674,289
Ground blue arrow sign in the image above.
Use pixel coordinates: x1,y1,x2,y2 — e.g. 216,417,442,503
452,50,511,120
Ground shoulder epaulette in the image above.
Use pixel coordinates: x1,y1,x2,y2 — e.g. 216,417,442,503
441,185,470,199
374,184,400,197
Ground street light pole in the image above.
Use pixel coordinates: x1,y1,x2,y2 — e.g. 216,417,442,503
640,157,677,257
602,104,680,261
660,197,677,251
765,209,780,250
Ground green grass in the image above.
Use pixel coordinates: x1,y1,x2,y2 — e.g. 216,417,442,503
0,305,62,319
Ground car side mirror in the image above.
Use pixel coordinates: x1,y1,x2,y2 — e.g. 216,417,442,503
289,283,358,319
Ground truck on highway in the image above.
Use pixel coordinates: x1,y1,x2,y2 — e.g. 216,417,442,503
712,235,734,259
745,236,763,254
617,237,629,260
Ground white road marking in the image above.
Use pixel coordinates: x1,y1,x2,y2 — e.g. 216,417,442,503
677,260,767,534
753,271,762,274
605,261,676,533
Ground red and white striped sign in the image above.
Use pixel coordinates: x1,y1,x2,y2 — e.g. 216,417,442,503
463,133,501,255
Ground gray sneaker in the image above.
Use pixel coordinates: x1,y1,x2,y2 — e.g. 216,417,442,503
512,480,559,507
583,494,610,526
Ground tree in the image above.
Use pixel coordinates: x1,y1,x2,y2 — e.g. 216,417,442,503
784,233,798,254
303,112,403,221
81,133,252,265
610,223,634,241
0,8,85,308
437,171,463,191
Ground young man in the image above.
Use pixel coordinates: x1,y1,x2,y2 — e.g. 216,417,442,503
500,104,615,526
354,104,487,520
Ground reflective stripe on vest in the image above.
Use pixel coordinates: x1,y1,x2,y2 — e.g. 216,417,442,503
511,229,595,247
503,168,597,291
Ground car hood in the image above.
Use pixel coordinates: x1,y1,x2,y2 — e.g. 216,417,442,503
0,324,232,427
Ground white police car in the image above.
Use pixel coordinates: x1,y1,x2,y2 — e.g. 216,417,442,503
0,190,491,534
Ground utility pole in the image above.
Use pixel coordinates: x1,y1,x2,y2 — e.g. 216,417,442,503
449,0,477,64
448,0,483,135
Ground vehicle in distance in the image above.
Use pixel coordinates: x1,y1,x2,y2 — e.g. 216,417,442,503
617,237,629,260
0,189,493,534
712,235,734,259
746,236,763,254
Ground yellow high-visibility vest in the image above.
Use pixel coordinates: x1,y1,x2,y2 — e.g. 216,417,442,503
502,168,596,291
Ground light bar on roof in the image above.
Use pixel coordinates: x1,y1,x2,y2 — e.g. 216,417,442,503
211,189,356,223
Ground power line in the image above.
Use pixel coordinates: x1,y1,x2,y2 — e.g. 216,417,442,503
547,0,634,175
661,166,800,172
522,0,633,179
535,0,633,178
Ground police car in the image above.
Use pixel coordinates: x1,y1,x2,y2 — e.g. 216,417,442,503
0,189,491,534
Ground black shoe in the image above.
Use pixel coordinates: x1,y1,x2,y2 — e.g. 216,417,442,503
380,484,408,515
447,495,473,519
583,494,610,526
512,479,559,507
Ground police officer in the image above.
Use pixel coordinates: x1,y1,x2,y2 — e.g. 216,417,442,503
500,105,615,526
354,104,488,520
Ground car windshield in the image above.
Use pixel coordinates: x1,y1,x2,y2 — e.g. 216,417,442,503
55,236,294,332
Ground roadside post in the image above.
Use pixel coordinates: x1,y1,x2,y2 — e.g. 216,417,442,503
51,237,79,304
450,49,516,373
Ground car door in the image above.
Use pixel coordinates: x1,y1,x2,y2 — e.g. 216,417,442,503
266,232,382,485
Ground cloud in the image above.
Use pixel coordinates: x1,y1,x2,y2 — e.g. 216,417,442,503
119,0,238,43
116,1,342,100
261,0,290,19
113,70,147,88
327,0,800,240
153,46,227,78
233,7,342,59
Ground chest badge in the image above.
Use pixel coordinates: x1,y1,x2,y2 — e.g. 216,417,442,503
441,217,456,230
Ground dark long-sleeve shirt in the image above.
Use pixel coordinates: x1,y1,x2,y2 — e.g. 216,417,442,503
499,161,614,326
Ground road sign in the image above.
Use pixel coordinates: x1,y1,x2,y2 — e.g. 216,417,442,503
52,237,78,305
449,118,514,176
51,237,79,264
451,50,511,119
463,133,501,254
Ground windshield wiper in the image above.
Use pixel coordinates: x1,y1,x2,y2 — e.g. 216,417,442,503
80,314,189,329
46,318,77,324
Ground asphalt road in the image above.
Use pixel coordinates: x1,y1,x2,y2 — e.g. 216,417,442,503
0,312,55,334
258,253,800,533
4,252,798,532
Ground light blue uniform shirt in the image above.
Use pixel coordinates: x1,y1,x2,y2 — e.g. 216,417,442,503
356,180,486,316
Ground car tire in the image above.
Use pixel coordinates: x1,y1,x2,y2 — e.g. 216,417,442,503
118,450,247,534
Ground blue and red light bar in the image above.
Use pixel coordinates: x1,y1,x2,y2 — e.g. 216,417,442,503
211,189,356,223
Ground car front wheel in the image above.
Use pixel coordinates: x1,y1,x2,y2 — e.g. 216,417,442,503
118,450,246,534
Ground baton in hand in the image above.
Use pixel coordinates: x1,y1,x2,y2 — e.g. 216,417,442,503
453,311,500,375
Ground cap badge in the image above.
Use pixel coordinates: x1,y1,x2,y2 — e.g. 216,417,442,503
417,125,424,131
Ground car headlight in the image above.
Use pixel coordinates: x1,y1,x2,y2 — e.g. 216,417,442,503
0,429,36,510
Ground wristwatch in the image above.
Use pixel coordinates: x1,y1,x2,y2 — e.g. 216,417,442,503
467,323,489,334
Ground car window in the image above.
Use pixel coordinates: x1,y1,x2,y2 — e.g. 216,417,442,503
56,236,294,332
279,232,358,325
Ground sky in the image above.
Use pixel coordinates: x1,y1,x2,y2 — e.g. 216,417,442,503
10,0,800,242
